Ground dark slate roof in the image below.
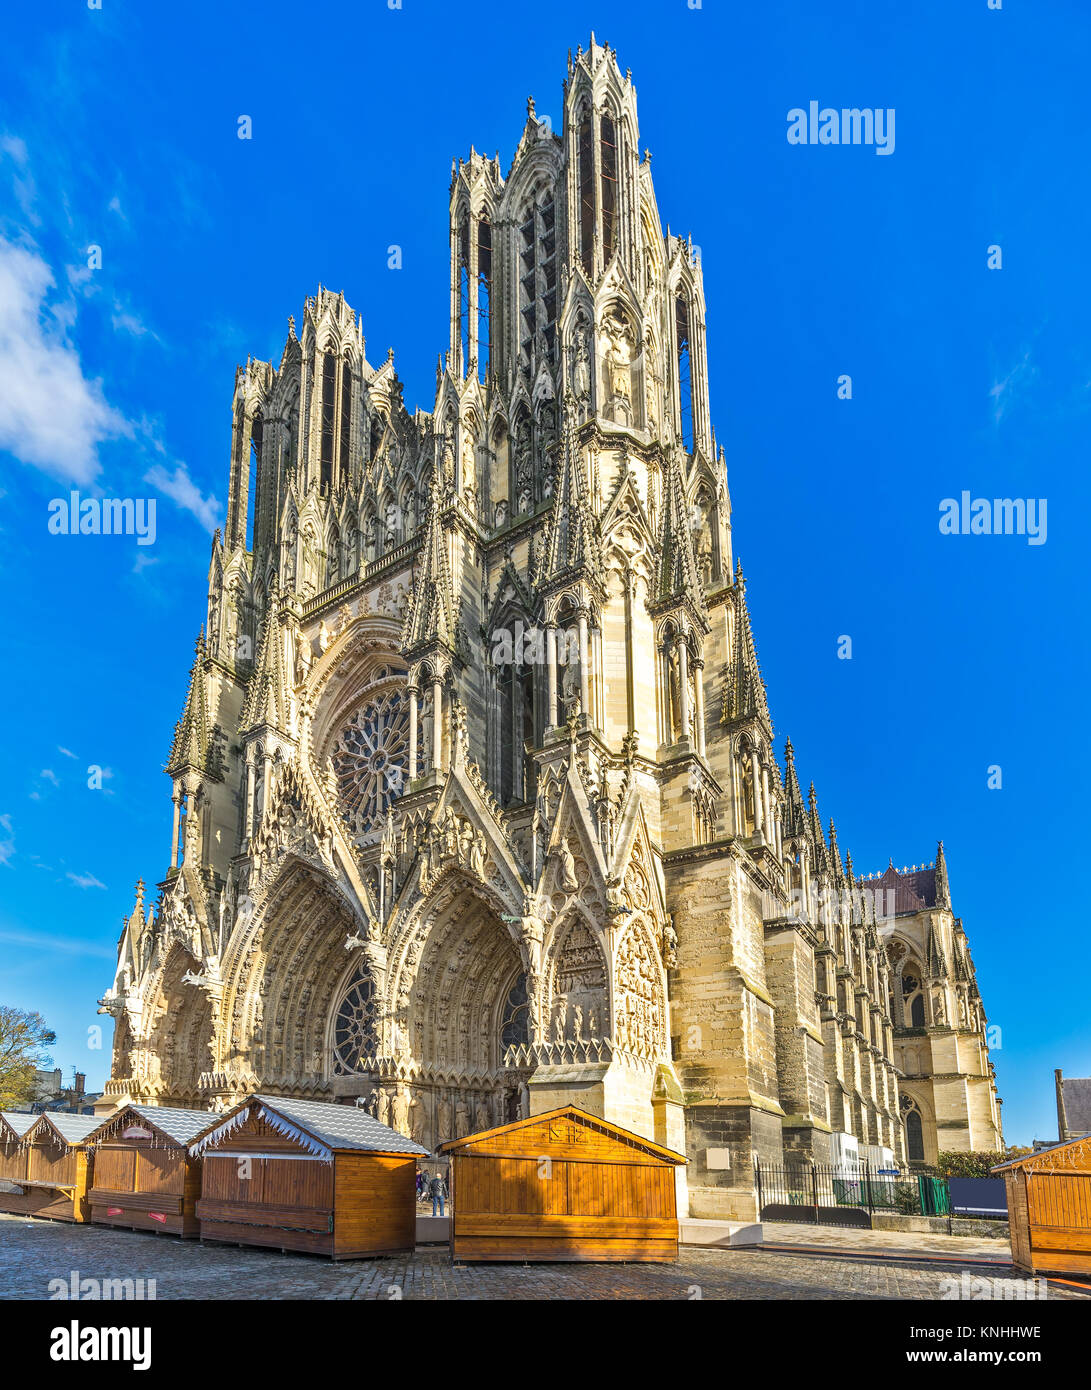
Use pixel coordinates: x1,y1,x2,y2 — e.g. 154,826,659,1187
36,1112,101,1146
1062,1077,1091,1136
253,1095,428,1157
98,1105,214,1146
0,1111,37,1138
858,862,937,915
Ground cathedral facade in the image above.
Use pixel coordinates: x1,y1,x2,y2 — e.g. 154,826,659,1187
98,39,1001,1219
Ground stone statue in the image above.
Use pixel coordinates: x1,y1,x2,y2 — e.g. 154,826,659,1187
437,1092,453,1143
455,1097,470,1139
390,1084,409,1135
573,324,591,407
409,1091,428,1147
474,1097,490,1133
556,837,578,893
662,914,678,969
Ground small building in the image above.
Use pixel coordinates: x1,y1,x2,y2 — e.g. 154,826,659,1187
0,1111,38,1211
993,1135,1091,1277
86,1104,213,1237
1054,1069,1091,1144
438,1105,687,1263
1,1112,100,1222
189,1095,427,1259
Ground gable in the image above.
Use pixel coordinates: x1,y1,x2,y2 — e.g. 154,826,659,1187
440,1105,685,1165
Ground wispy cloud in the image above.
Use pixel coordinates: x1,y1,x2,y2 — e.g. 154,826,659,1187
0,927,113,958
66,870,106,890
57,746,78,759
0,813,13,867
989,349,1038,426
40,768,59,786
0,233,127,482
145,460,221,533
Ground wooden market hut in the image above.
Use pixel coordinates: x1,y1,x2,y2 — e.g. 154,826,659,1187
86,1104,213,1238
438,1105,687,1263
0,1111,38,1212
993,1136,1091,1277
190,1094,427,1259
0,1111,100,1222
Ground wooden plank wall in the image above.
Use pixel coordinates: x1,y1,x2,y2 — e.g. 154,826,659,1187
0,1141,92,1222
451,1152,678,1263
89,1141,200,1237
333,1154,416,1259
1024,1172,1091,1276
195,1113,338,1256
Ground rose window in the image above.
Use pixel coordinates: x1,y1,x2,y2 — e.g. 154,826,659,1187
330,689,410,836
333,968,378,1075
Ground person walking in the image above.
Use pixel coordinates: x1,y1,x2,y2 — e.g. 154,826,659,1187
428,1168,448,1217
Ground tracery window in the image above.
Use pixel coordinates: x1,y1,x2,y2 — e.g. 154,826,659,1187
578,110,594,275
500,975,530,1051
676,295,693,454
902,967,925,1028
330,688,410,835
477,217,492,373
320,352,336,490
339,360,352,477
332,966,378,1074
600,114,618,263
904,1101,926,1162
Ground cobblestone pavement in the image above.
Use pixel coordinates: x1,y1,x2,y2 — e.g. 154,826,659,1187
3,1213,1082,1300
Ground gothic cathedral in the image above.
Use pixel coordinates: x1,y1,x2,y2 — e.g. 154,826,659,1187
98,39,1002,1219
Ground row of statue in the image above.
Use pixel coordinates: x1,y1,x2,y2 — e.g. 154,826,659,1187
358,1081,530,1148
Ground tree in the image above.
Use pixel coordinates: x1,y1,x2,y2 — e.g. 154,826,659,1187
0,1006,56,1108
935,1150,1006,1179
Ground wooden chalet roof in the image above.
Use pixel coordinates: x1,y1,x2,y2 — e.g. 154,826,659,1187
0,1111,37,1140
993,1134,1091,1174
189,1094,428,1160
27,1112,101,1148
438,1105,688,1164
87,1104,214,1148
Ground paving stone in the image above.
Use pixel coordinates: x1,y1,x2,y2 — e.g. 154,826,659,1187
1,1213,1079,1301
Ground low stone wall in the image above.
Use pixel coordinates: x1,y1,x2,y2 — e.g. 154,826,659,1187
871,1212,1009,1239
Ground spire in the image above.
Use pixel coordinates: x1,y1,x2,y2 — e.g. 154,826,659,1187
935,839,952,910
403,488,460,655
808,782,829,876
724,561,771,731
782,737,807,837
828,817,845,883
241,588,290,734
167,632,210,774
536,400,603,589
656,447,702,605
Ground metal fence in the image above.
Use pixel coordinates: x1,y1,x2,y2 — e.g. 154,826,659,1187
755,1161,950,1227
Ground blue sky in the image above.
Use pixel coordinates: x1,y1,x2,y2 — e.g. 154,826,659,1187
0,1,1087,1145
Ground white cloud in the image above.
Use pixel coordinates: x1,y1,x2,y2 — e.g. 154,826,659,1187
0,927,113,957
0,812,13,866
57,746,78,759
40,768,59,786
1,134,37,225
145,460,222,533
66,870,106,890
0,235,127,482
